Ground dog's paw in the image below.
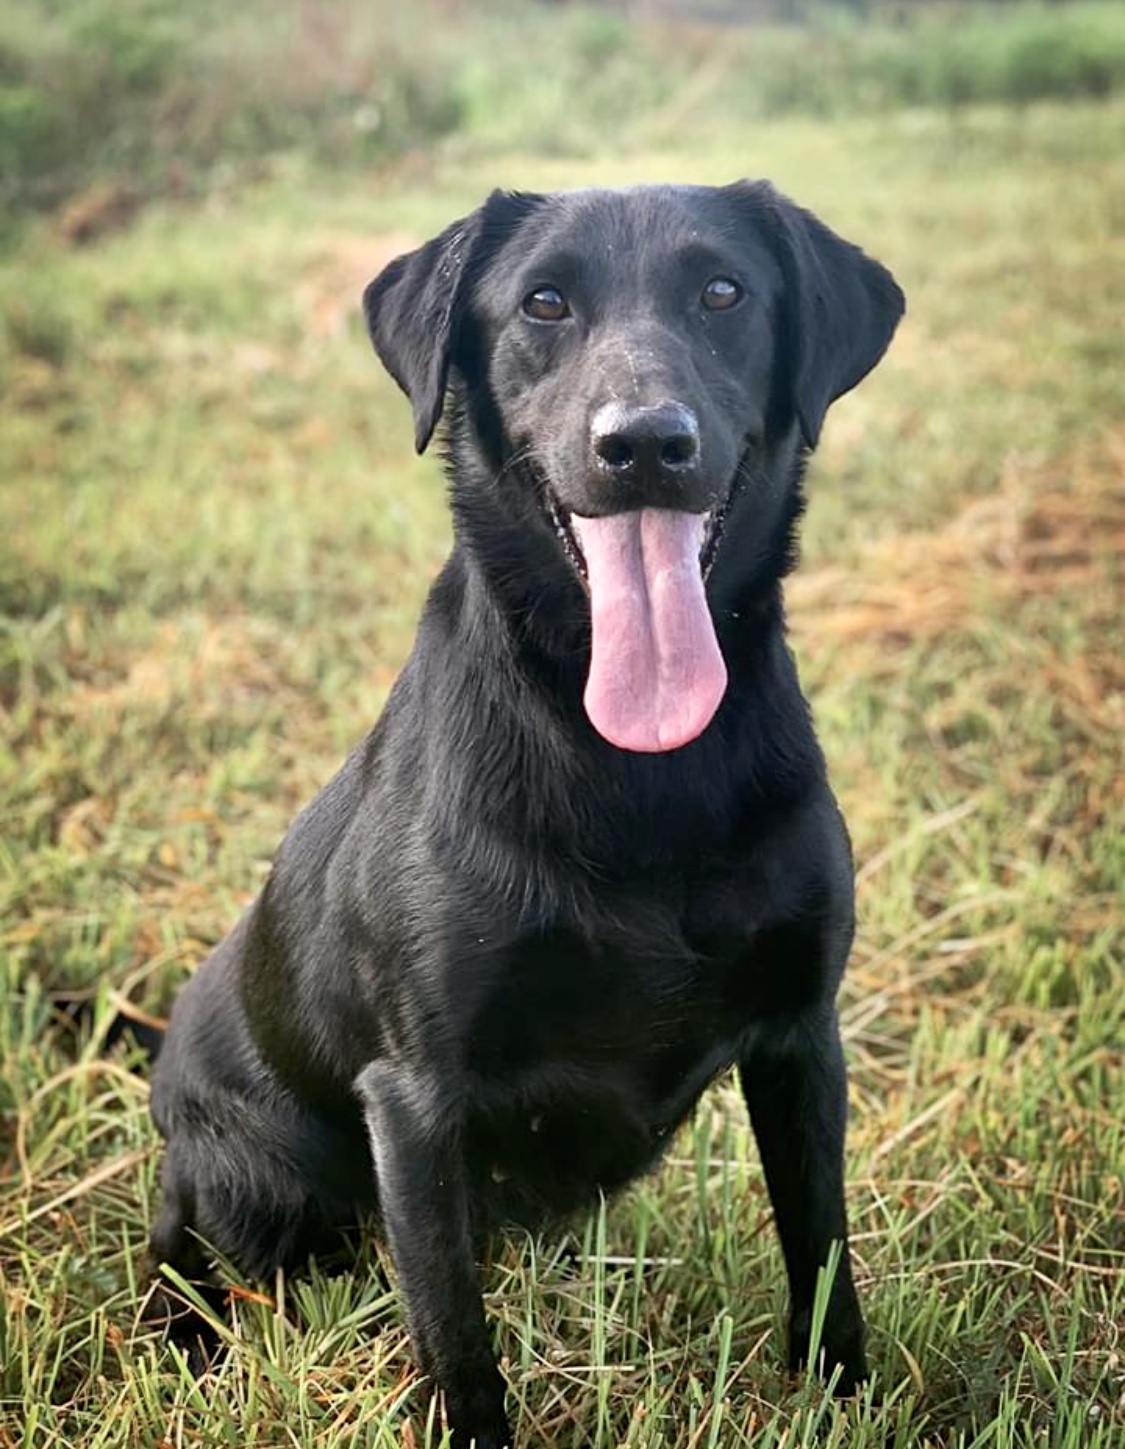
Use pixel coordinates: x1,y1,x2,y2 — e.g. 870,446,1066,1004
441,1382,513,1449
448,1417,513,1449
142,1277,227,1375
788,1305,867,1396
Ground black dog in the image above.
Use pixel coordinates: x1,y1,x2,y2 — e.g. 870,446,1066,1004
149,181,903,1447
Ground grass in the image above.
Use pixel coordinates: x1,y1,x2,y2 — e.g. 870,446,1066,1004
2,87,1124,1448
5,2,1125,223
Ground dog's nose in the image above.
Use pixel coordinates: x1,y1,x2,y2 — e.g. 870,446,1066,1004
591,402,700,481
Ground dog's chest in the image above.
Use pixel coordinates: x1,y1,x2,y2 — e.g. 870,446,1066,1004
460,917,758,1222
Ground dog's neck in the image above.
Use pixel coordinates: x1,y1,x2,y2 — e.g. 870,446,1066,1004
402,567,823,885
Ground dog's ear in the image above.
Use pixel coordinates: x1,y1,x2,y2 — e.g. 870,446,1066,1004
731,181,905,449
363,212,481,454
363,190,544,454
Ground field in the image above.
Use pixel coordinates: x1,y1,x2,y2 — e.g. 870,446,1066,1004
2,20,1125,1449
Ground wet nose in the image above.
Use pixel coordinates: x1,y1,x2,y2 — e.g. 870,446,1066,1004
590,401,700,482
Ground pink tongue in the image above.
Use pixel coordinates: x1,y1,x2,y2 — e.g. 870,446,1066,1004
571,508,728,753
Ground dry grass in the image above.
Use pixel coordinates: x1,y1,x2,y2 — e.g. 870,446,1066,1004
793,432,1125,660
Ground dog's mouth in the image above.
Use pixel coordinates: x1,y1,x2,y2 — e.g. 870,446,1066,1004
547,493,588,581
544,482,739,755
546,486,735,585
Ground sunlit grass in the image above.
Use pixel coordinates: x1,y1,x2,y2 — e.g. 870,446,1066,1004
2,96,1123,1447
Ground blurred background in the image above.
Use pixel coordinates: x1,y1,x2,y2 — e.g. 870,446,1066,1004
4,1,1125,229
2,3,1123,1447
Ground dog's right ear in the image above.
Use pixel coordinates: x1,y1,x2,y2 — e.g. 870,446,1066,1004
363,190,544,454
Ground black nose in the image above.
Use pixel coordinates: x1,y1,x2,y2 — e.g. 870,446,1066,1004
591,402,700,480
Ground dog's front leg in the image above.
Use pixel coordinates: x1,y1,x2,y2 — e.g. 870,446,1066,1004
738,1006,867,1392
356,1063,511,1449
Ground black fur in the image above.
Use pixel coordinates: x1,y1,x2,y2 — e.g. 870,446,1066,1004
149,182,904,1447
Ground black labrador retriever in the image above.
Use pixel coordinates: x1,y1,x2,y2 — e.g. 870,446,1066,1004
149,181,904,1447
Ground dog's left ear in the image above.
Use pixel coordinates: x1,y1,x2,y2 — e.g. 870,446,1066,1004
731,182,905,449
363,190,544,454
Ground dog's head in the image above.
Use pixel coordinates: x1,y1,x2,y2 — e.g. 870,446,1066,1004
364,184,904,753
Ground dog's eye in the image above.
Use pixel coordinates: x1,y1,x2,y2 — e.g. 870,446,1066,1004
523,287,570,323
702,277,743,311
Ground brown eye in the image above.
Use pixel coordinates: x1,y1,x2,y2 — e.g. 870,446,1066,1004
523,286,570,322
702,277,742,311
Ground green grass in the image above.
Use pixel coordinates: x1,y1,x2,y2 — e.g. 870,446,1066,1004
5,1,1125,223
3,93,1124,1448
